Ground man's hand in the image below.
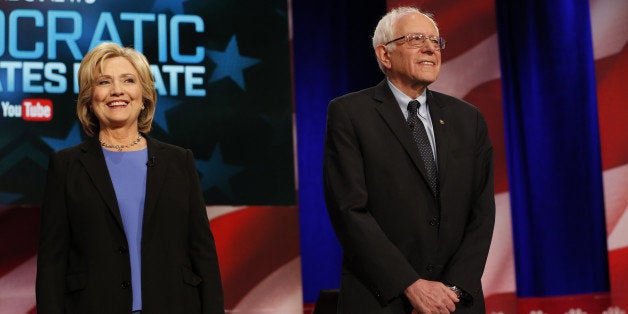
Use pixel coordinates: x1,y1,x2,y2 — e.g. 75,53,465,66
404,279,459,313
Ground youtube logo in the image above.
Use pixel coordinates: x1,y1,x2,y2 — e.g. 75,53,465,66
22,99,53,121
1,99,53,122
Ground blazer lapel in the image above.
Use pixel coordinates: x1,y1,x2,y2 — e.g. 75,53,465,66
372,81,433,186
78,138,124,230
427,89,450,188
142,136,168,235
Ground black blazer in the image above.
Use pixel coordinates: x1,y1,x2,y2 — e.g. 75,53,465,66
36,136,224,314
323,80,495,313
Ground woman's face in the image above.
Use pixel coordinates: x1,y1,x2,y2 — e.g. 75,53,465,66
90,56,143,132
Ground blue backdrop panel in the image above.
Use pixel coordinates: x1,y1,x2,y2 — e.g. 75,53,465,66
0,1,295,206
293,0,385,303
495,0,609,297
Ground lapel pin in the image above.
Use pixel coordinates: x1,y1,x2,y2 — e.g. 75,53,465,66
439,119,445,125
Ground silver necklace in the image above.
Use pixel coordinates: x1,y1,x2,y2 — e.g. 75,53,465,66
99,134,142,151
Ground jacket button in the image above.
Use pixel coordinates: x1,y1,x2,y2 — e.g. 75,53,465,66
118,246,127,254
121,281,131,289
426,264,434,272
429,217,439,226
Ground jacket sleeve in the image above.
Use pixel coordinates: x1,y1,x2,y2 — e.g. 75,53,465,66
323,99,420,306
441,110,496,303
185,149,225,314
36,152,70,314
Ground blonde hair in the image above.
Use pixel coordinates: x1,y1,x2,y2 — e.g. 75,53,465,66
372,7,439,72
77,42,157,137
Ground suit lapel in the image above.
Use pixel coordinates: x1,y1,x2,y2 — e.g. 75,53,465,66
78,138,124,230
372,81,433,185
427,89,450,188
77,136,170,234
142,136,168,232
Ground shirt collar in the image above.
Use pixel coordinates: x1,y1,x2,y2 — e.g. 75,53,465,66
386,79,428,116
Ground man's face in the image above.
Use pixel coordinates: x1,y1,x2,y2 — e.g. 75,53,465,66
383,13,441,92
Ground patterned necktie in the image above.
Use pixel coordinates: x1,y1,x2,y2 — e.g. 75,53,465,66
407,100,439,197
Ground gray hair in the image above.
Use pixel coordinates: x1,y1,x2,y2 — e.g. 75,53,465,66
372,7,439,72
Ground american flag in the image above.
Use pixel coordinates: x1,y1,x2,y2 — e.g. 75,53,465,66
0,205,303,313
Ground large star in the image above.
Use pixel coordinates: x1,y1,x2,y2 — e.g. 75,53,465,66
195,144,243,199
151,0,186,14
206,35,261,90
41,123,82,152
153,97,181,134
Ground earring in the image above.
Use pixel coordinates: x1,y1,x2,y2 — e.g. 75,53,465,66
141,105,145,110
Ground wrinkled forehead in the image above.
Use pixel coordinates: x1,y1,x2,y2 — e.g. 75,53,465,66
394,12,439,36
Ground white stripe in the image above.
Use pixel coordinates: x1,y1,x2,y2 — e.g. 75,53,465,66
590,0,628,60
0,256,36,314
206,205,247,221
430,34,501,99
482,192,517,297
228,257,303,313
604,163,628,250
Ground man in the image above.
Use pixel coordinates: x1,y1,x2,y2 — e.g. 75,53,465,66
323,7,495,313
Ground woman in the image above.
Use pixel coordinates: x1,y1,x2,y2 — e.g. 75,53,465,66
36,42,225,314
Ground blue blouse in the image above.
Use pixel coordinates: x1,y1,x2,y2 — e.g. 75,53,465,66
103,148,148,311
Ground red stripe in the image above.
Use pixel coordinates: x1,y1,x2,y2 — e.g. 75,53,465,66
596,46,628,170
609,247,628,308
463,79,509,193
0,206,40,276
387,0,496,60
210,206,300,308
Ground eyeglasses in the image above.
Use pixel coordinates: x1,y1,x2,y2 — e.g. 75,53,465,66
384,33,446,51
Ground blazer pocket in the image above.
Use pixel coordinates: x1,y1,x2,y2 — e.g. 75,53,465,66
181,265,203,286
65,272,87,293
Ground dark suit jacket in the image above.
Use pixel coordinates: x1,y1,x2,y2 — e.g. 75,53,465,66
36,136,224,314
323,80,495,313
